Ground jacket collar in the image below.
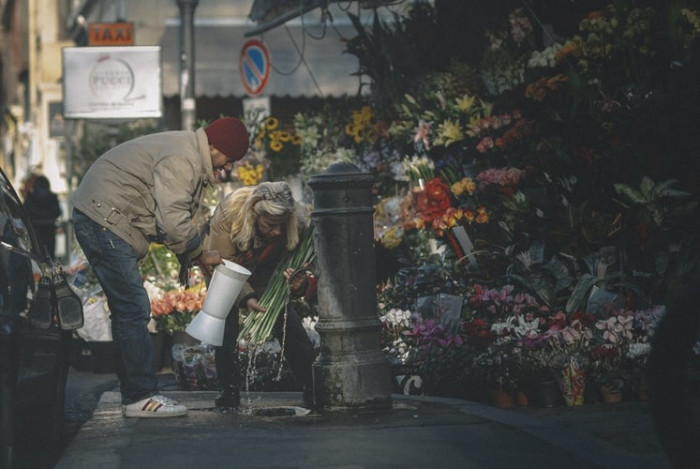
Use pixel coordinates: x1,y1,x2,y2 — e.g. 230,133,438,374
196,128,216,185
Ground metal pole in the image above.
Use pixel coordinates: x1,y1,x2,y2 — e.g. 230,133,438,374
176,0,199,131
63,120,75,264
308,162,392,411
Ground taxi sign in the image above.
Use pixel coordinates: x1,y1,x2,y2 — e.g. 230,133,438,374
239,39,270,96
88,22,134,46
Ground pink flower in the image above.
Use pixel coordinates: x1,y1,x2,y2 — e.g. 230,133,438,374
413,120,432,150
476,136,495,153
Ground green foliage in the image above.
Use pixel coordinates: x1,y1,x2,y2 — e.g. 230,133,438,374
238,230,315,345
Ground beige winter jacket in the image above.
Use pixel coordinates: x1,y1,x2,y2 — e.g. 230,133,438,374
73,128,215,261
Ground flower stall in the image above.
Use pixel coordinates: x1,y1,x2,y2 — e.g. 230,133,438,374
68,0,700,407
282,0,699,406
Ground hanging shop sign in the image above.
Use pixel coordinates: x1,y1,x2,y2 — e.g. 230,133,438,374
62,46,162,119
239,39,270,96
88,22,134,46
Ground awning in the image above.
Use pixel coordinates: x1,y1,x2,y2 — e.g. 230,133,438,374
159,19,364,98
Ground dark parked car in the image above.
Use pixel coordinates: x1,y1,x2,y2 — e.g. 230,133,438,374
0,168,74,469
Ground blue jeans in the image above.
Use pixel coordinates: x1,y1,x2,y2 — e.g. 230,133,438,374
73,209,158,404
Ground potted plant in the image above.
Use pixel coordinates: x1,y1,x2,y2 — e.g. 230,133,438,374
470,343,520,408
517,346,563,408
589,343,627,403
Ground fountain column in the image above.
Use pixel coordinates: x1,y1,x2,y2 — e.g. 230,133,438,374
308,163,392,410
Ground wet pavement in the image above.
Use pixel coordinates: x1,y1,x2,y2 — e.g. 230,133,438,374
56,368,677,469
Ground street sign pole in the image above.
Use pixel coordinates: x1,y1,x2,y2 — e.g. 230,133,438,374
177,0,199,131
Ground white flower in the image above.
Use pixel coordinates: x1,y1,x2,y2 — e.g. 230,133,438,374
514,315,540,337
527,43,563,69
627,342,651,359
491,316,517,336
302,316,320,348
381,308,413,329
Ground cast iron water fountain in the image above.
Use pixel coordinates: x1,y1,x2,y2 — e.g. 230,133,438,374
308,162,393,411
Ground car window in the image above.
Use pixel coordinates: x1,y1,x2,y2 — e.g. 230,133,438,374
0,169,42,316
0,171,37,257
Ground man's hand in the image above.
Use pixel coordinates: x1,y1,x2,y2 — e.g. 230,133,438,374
195,250,223,277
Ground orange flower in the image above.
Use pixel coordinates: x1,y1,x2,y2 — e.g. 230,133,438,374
465,209,476,223
476,206,489,224
413,177,453,222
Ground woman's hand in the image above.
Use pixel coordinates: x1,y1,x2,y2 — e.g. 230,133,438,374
246,297,266,313
286,266,315,299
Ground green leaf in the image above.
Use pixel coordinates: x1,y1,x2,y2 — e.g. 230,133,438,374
565,273,596,313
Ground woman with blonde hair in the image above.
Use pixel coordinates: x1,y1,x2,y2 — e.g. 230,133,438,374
204,181,316,409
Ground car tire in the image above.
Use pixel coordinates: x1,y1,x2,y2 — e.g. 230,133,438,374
0,367,17,469
13,331,71,468
38,332,71,459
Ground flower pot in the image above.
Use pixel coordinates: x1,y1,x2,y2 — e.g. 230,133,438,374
558,370,586,406
488,388,515,409
515,390,529,407
391,364,423,395
526,378,562,408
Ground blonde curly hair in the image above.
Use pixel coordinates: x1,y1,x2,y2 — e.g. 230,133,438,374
219,181,299,253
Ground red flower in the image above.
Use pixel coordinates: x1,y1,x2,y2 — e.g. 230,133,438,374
413,177,452,222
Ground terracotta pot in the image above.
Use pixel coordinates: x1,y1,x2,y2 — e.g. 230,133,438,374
600,384,623,403
488,388,515,409
515,390,529,407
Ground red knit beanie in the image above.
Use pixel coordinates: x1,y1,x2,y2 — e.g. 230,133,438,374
204,117,250,161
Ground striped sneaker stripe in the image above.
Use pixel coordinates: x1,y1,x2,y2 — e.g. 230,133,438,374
142,399,164,412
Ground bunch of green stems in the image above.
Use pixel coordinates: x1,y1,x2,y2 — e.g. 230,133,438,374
238,230,314,345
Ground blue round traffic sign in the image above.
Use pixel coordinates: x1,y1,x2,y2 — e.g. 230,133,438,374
239,39,270,96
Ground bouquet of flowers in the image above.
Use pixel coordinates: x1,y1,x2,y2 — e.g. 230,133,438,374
150,284,206,334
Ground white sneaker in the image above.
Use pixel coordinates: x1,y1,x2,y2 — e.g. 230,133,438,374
122,394,188,418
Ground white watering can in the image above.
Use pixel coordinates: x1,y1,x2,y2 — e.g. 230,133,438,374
185,260,251,346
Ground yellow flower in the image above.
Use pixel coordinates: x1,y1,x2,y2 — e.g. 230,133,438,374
436,119,465,147
270,140,283,152
236,163,264,186
455,94,476,113
254,136,264,151
353,128,365,144
292,134,302,145
265,117,278,130
278,131,292,142
380,226,403,249
451,177,477,196
480,100,494,117
476,206,489,224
